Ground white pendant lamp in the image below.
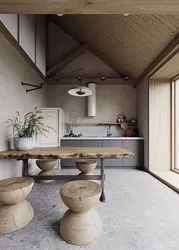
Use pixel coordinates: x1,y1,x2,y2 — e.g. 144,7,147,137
68,77,93,97
68,86,92,97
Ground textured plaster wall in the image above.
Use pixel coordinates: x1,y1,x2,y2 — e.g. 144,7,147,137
47,84,136,137
47,21,78,70
136,79,149,169
0,34,47,180
47,21,119,78
57,50,119,78
47,22,136,137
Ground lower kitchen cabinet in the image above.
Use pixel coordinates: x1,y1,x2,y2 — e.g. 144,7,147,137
103,140,123,167
61,140,81,167
81,140,102,166
60,139,144,168
122,140,144,167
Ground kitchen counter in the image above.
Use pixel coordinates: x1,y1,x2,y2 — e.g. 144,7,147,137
61,137,144,140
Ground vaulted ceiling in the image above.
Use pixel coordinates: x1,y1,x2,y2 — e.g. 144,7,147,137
49,14,179,80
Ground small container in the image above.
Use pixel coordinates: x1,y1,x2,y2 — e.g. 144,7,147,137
117,115,126,123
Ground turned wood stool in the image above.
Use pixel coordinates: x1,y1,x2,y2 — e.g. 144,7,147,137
0,177,34,234
59,180,102,245
36,159,57,184
76,160,97,181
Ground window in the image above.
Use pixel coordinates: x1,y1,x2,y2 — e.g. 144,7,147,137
172,78,179,170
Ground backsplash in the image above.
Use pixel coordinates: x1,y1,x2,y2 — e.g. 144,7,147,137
65,125,125,137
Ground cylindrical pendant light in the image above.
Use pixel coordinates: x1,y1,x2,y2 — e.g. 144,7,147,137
87,83,96,117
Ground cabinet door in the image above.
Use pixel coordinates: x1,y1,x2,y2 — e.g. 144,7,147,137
0,14,18,41
81,140,102,147
122,140,144,167
102,140,123,167
19,15,35,62
81,140,102,166
61,140,82,147
40,109,59,145
35,15,46,76
61,140,82,167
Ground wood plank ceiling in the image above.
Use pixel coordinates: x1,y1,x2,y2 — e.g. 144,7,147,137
1,1,179,14
50,14,179,79
152,51,179,79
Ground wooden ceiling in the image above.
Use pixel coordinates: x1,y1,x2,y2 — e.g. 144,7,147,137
1,1,179,14
152,50,179,79
49,14,179,79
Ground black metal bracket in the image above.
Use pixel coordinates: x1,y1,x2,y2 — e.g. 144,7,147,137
21,81,46,93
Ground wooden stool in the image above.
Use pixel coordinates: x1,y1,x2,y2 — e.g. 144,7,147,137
0,177,34,234
76,160,97,180
36,159,57,184
59,180,102,245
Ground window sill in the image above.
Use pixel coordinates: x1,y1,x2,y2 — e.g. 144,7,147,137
147,169,179,193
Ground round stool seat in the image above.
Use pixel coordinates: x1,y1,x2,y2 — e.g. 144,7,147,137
76,160,97,173
0,177,34,234
0,177,34,205
36,159,56,171
60,180,101,213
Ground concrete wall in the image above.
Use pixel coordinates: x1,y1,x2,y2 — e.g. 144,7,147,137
47,21,136,137
136,79,149,169
47,84,136,137
47,21,78,70
57,50,119,78
0,33,47,180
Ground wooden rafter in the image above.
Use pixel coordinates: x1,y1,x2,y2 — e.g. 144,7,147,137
135,35,179,87
0,21,46,81
47,43,88,77
1,1,179,14
47,77,133,85
48,16,134,80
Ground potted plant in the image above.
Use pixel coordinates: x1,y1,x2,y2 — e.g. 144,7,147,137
4,107,54,150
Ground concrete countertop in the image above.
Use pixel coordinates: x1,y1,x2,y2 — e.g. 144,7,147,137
61,137,144,140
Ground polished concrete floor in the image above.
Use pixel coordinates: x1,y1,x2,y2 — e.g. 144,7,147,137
1,169,179,250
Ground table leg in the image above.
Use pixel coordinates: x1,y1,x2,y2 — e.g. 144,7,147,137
22,159,29,177
100,159,106,202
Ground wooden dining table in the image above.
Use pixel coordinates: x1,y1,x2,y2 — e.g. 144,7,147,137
0,146,134,202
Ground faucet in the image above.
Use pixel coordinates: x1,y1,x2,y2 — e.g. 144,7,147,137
107,125,112,137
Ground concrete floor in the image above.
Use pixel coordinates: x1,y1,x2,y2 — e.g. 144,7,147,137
1,169,179,250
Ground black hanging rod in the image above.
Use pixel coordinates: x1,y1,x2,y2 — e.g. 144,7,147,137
21,81,46,93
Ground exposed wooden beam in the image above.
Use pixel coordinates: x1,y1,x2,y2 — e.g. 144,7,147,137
1,1,179,14
47,44,88,77
0,21,46,82
47,77,133,85
135,35,179,87
48,16,134,80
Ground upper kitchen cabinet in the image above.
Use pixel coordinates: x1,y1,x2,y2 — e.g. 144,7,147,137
35,15,46,76
0,14,18,41
19,15,35,62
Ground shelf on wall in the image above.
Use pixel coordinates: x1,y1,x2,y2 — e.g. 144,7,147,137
66,123,137,127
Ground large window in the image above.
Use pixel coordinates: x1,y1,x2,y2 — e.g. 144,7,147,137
172,78,179,171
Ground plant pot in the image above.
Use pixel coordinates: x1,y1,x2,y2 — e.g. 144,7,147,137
13,137,35,151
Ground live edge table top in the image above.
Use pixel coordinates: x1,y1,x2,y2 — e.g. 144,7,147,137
0,147,134,160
